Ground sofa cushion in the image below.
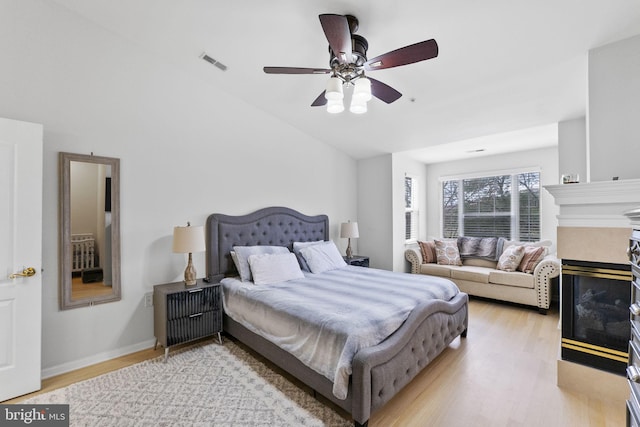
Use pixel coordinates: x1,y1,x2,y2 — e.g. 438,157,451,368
462,258,498,269
457,236,499,260
434,239,462,266
420,263,454,278
450,266,491,284
518,246,546,273
497,245,525,272
418,240,437,263
489,270,535,289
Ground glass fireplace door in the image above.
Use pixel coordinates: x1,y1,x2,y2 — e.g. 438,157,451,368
561,259,632,375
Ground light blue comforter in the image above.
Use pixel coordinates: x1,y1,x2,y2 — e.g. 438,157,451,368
221,265,459,399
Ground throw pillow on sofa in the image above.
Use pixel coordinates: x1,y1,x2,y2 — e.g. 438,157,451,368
497,245,526,272
434,239,463,266
457,236,499,260
418,241,437,263
518,246,546,273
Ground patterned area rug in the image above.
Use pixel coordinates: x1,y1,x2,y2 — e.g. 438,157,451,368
24,340,351,426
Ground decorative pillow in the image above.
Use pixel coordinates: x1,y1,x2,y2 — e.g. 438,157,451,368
247,253,305,285
293,240,326,272
434,239,462,266
299,241,347,274
457,236,499,260
232,245,290,282
517,246,546,273
497,245,526,272
418,241,437,263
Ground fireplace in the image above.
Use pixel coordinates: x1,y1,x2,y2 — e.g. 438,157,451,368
561,259,632,375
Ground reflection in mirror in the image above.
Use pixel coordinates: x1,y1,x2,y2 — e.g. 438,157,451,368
59,152,120,309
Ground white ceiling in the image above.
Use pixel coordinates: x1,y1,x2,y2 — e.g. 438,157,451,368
52,0,640,161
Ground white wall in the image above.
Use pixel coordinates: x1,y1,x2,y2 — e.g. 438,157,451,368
357,155,393,270
558,117,587,184
588,34,640,182
1,0,357,376
425,147,560,250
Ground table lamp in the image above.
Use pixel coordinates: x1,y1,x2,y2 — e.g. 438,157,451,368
172,222,205,286
340,221,359,259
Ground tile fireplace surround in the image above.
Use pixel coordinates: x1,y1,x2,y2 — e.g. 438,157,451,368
545,178,640,404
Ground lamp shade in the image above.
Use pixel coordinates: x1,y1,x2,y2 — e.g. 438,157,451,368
340,222,359,239
325,76,344,101
349,97,367,114
172,225,205,253
353,77,372,102
327,98,345,114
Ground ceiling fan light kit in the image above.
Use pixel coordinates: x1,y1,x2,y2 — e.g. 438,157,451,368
263,14,439,114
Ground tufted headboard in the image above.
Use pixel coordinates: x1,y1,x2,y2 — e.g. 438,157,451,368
205,206,329,282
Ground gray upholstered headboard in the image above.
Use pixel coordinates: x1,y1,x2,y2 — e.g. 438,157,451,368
205,206,329,281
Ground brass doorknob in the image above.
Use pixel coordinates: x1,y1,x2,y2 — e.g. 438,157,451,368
9,267,36,279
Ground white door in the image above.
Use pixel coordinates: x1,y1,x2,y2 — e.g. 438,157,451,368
0,117,43,401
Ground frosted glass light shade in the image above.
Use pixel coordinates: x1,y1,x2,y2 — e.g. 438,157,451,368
327,98,345,114
353,77,372,101
325,77,344,100
172,225,205,253
349,97,367,114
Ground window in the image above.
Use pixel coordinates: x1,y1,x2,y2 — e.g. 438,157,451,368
442,171,540,241
405,176,419,242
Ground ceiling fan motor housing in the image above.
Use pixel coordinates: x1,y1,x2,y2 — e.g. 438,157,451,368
329,34,369,80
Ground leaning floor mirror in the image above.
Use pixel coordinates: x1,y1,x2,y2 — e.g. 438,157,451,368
59,152,121,309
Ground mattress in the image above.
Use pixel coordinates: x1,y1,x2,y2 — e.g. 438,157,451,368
221,265,459,399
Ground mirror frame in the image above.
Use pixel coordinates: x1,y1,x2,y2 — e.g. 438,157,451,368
59,152,121,309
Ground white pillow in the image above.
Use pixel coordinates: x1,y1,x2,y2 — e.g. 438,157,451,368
247,253,305,285
232,245,290,282
292,240,326,271
497,245,526,272
299,241,347,274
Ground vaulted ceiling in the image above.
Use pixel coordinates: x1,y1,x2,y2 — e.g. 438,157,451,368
52,0,640,161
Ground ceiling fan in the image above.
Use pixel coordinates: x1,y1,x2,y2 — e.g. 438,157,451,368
263,14,439,113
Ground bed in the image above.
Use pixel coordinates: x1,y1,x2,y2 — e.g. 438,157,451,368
205,206,468,427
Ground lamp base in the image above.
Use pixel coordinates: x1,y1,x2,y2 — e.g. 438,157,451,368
345,239,353,259
184,253,197,286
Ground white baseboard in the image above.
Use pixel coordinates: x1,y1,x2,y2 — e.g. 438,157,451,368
41,338,157,380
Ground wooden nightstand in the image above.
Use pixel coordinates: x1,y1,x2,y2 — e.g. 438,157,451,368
153,279,223,361
343,255,370,267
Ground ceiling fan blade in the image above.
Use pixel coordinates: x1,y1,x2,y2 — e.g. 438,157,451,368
311,91,327,106
319,14,352,64
364,39,439,71
264,67,330,74
369,77,402,104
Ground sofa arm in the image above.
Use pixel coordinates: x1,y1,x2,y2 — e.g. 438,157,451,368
405,245,423,274
532,254,561,312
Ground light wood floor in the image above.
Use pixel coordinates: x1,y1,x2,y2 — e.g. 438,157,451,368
5,299,625,426
71,276,112,300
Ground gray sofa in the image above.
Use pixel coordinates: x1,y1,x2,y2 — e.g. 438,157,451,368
405,240,561,314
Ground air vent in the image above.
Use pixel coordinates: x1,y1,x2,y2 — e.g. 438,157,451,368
200,53,227,71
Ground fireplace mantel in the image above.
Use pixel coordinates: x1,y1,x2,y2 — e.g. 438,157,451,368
544,179,640,227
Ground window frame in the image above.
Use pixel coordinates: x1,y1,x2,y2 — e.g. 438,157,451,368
405,175,419,243
439,168,540,241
